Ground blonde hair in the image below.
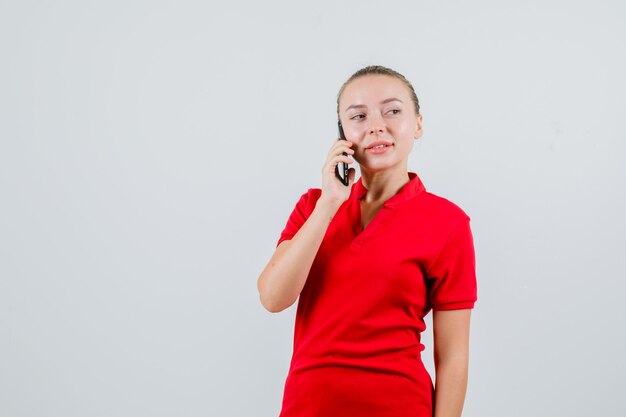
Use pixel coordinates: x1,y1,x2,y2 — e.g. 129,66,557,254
336,65,420,118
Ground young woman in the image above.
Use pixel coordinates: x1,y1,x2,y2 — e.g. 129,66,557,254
258,65,478,417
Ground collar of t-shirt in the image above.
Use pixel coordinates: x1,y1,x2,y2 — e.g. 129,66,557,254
349,171,426,208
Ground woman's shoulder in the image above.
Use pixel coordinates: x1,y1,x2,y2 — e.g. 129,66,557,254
300,187,322,203
303,187,322,199
291,187,323,216
418,189,471,225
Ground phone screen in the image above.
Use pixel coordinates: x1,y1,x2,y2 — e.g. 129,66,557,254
336,121,350,186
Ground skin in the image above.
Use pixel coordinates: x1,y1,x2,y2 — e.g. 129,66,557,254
432,308,472,417
337,74,423,229
258,74,472,417
338,75,472,417
338,74,423,205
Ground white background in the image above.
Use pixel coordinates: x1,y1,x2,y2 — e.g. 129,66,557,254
1,1,625,416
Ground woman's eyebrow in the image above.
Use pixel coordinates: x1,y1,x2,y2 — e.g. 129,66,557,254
345,98,403,113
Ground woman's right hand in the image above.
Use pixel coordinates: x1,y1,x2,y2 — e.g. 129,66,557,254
319,138,356,211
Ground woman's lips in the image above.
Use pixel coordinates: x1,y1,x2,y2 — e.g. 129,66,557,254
366,144,393,154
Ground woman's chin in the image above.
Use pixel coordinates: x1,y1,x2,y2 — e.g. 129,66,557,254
360,162,398,174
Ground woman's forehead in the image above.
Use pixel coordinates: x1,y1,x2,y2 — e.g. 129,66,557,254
341,75,410,109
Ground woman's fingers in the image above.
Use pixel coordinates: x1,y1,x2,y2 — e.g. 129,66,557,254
320,138,357,207
327,139,354,157
331,155,354,166
324,155,354,173
324,141,355,171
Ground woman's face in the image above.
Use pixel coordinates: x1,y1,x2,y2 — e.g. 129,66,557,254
339,75,423,174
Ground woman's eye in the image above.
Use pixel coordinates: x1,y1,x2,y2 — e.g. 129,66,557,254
351,114,365,120
389,109,401,115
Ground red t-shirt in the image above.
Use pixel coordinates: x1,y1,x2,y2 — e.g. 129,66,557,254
276,171,477,417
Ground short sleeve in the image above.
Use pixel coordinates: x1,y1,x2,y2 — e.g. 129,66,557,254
426,218,478,310
276,189,321,248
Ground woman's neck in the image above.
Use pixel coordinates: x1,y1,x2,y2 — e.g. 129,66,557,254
359,168,411,204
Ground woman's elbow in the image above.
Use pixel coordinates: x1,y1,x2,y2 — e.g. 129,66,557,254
257,275,291,313
259,294,292,313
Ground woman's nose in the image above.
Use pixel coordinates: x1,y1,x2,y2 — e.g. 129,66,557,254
367,114,385,135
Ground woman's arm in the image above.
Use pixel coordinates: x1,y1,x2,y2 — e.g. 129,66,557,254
257,196,338,313
258,139,355,313
432,308,472,417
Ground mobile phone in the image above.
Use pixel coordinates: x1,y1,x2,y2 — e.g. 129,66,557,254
336,120,350,186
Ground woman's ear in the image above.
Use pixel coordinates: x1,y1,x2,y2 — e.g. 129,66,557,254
414,114,423,140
